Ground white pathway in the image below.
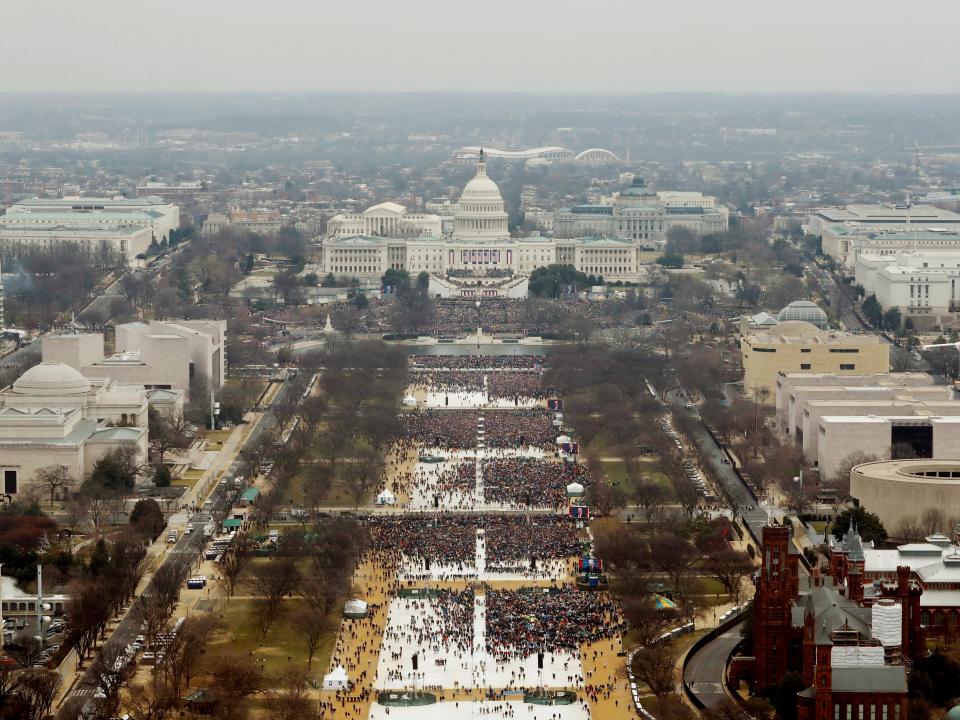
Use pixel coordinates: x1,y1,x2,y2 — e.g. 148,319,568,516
369,700,591,720
375,594,583,692
422,376,540,410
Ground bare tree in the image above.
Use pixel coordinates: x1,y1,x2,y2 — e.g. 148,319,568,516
34,465,74,504
215,535,254,601
833,451,880,487
921,508,948,537
149,408,193,464
705,548,753,604
252,557,300,638
651,534,698,594
292,605,331,669
68,579,113,663
344,446,383,508
893,515,925,542
635,481,668,522
633,642,678,697
79,481,116,535
125,676,178,720
160,614,219,698
208,651,263,711
622,595,681,647
15,668,61,720
264,669,313,720
8,637,46,669
90,642,136,713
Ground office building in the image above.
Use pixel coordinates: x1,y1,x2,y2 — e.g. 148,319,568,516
3,196,180,245
43,319,226,402
741,321,890,403
553,178,729,243
809,204,960,269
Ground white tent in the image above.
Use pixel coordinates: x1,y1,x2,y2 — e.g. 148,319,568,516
556,435,572,445
376,489,396,506
323,665,349,690
566,482,586,497
344,599,368,617
402,395,418,407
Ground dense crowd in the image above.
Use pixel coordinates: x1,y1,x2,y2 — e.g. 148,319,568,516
313,298,625,336
485,588,624,662
402,410,478,448
367,515,476,569
410,355,546,370
484,516,581,567
483,458,589,507
402,409,555,449
484,411,556,448
365,514,580,570
410,369,555,401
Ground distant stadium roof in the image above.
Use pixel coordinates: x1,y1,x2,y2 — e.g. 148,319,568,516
452,146,574,162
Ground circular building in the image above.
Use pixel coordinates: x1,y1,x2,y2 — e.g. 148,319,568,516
778,300,828,329
851,459,960,536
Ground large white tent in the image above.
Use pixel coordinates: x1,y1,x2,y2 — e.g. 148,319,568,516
323,665,349,690
344,599,369,618
376,489,397,505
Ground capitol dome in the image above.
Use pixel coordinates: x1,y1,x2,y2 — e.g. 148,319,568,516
453,150,510,242
460,170,503,201
13,362,92,396
778,300,828,329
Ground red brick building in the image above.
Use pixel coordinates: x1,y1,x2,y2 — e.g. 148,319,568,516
750,525,913,720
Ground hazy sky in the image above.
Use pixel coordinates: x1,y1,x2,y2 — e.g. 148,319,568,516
4,0,959,94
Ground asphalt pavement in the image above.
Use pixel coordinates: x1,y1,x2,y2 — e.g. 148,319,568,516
683,621,745,710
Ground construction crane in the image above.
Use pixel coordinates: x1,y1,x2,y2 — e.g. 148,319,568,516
922,341,960,383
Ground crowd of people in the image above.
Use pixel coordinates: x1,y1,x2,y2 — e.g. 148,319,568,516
483,458,589,508
485,588,625,662
364,514,581,569
301,297,629,336
409,369,554,402
402,410,478,449
484,411,556,449
410,355,546,370
367,515,477,570
484,516,581,568
402,409,555,449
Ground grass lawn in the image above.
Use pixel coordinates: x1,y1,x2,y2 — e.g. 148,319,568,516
206,597,338,679
809,520,828,534
173,468,205,488
287,463,372,508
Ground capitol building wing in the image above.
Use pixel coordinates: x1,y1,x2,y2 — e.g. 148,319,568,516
318,154,725,291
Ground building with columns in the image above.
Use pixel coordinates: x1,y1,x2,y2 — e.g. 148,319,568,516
317,152,650,288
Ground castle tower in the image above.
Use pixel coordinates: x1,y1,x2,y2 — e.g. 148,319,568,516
753,525,800,690
813,644,833,720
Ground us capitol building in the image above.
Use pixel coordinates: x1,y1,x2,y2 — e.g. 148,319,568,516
318,152,727,297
